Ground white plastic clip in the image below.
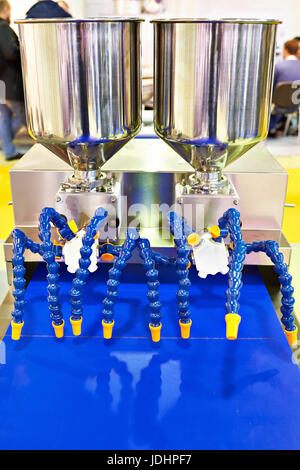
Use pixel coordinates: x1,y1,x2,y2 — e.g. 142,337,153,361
193,232,229,279
62,229,98,274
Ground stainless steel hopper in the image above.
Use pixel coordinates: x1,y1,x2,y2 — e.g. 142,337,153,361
16,17,143,189
152,18,280,192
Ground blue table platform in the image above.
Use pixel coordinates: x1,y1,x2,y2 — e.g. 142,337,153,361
1,262,300,450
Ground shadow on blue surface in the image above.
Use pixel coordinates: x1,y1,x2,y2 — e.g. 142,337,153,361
1,263,300,450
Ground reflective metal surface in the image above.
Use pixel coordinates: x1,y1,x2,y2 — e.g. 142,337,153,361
122,172,175,228
16,18,143,186
152,19,280,189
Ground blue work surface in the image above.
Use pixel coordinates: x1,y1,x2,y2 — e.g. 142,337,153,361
1,263,300,450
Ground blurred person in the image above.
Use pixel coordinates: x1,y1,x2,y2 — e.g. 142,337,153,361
273,40,300,88
269,39,300,136
294,37,300,60
57,1,70,14
26,0,72,18
0,0,25,160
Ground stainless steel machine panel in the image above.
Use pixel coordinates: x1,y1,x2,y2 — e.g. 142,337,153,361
226,160,288,230
55,187,122,241
9,145,72,227
175,185,239,233
9,142,287,230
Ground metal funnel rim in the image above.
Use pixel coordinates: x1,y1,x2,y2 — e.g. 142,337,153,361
151,18,282,24
15,17,145,24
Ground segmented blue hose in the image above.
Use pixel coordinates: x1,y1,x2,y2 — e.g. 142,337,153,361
12,208,75,327
218,208,246,316
246,240,296,332
167,211,193,240
11,230,45,325
12,205,296,343
167,212,191,324
137,238,162,327
151,252,176,266
12,207,107,331
25,238,43,255
39,208,75,326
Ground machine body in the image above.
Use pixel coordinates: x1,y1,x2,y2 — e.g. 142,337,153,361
13,18,281,237
4,18,297,345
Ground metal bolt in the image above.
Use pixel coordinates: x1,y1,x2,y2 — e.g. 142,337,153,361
233,199,239,205
177,198,183,204
111,196,116,203
56,196,61,203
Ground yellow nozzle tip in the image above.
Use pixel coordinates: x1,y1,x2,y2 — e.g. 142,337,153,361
102,319,114,339
70,316,83,336
187,232,201,247
208,225,221,239
149,323,162,342
68,220,78,234
225,313,241,340
101,253,114,262
52,320,65,339
179,319,192,339
284,326,298,347
11,321,24,341
187,261,191,269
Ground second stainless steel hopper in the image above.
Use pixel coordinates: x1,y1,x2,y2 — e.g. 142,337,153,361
152,18,280,193
16,17,143,189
